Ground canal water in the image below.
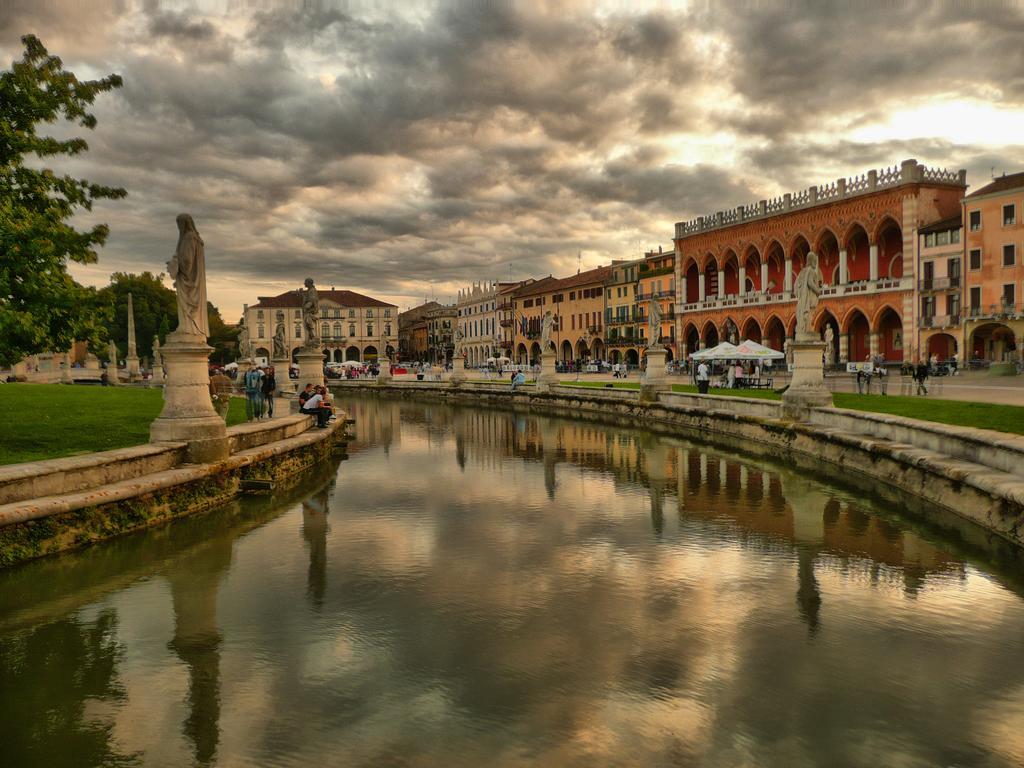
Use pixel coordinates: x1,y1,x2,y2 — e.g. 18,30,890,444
3,396,1024,767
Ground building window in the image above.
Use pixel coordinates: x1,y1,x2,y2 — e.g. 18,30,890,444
1004,204,1016,226
294,309,301,318
321,322,330,339
1003,284,1016,307
257,310,264,320
951,228,960,243
969,249,982,270
970,286,981,309
295,324,302,338
925,232,935,248
1003,244,1016,266
385,309,391,318
349,309,356,318
366,309,373,317
334,322,343,338
936,230,949,246
349,324,355,336
367,324,373,336
257,325,265,338
385,323,391,335
969,210,981,231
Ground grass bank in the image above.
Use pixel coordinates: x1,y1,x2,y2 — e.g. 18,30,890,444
0,384,248,465
832,393,1024,436
558,380,1024,435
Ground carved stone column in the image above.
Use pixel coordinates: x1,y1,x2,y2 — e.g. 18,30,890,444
150,331,228,463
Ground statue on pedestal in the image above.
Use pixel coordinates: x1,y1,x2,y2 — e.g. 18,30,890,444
540,310,554,352
168,214,209,338
237,320,251,361
454,326,464,359
794,251,823,340
301,278,320,348
824,326,834,365
646,298,663,348
272,313,287,359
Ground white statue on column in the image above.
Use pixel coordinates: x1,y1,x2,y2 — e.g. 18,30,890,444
646,298,663,348
540,310,554,352
168,214,209,338
794,251,823,341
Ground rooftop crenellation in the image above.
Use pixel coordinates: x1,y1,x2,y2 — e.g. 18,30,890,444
675,159,966,240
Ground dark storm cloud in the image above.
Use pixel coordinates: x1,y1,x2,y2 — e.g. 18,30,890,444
4,0,1024,315
707,0,1024,139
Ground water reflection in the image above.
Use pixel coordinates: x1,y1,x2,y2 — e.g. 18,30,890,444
3,398,1024,766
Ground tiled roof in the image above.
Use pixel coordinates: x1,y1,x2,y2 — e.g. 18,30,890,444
918,214,962,235
514,266,611,297
966,171,1024,199
253,289,395,309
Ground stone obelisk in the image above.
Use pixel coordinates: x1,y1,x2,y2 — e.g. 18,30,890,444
150,214,229,463
125,292,141,381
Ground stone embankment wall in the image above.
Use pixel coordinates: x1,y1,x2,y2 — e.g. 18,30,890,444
0,415,347,567
329,380,1024,548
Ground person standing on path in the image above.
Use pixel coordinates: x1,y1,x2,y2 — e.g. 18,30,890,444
262,366,277,418
697,361,710,394
914,359,930,396
244,365,264,420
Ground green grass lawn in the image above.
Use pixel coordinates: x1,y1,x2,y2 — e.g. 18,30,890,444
559,380,1024,433
0,384,248,465
832,393,1024,436
559,380,782,400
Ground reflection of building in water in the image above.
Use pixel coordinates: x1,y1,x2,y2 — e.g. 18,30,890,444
441,402,963,595
165,536,235,767
333,396,402,455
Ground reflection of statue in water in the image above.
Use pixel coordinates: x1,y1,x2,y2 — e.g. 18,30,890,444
540,310,554,352
272,312,287,359
301,278,320,347
302,486,331,610
796,546,821,635
168,214,209,337
646,298,662,347
165,534,235,766
794,251,823,340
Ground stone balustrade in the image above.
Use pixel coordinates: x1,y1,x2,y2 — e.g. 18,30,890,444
675,159,967,239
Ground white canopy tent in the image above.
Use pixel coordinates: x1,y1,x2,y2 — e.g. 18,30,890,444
690,340,783,361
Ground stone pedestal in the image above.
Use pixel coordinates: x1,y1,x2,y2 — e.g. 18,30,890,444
536,350,559,391
150,331,228,463
152,358,164,385
640,345,670,403
272,357,295,395
449,356,466,386
296,347,325,389
126,354,141,382
782,339,832,419
378,359,393,384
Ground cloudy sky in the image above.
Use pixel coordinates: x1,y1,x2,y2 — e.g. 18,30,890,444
4,0,1024,320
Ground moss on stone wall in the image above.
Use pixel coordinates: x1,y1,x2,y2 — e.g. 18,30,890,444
0,429,346,569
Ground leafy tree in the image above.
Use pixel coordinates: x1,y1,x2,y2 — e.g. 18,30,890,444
0,35,125,366
97,272,176,361
207,301,239,364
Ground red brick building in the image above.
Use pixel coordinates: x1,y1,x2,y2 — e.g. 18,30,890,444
673,159,966,365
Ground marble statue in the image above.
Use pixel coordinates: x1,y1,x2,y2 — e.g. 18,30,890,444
794,251,823,339
168,214,209,337
238,319,251,360
540,310,554,351
152,336,162,366
824,325,834,363
784,338,793,365
301,278,320,347
454,325,464,358
646,298,662,347
272,313,287,359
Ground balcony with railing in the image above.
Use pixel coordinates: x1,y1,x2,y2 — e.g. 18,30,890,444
919,276,961,292
606,313,639,326
967,303,1020,320
605,336,641,348
677,277,913,315
918,314,961,329
636,289,675,301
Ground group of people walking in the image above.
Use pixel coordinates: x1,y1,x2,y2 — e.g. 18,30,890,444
242,365,277,420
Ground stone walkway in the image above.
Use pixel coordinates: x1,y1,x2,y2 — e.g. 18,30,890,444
385,369,1024,405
